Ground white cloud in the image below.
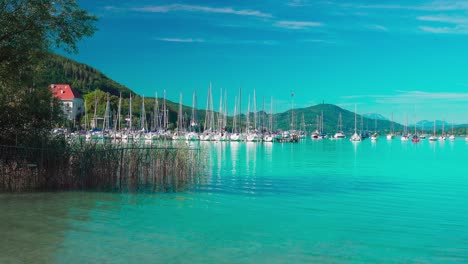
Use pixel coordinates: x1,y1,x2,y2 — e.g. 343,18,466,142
274,20,323,29
156,38,205,43
287,0,308,7
351,1,468,11
367,24,388,31
418,15,468,24
417,15,468,34
130,4,272,18
419,26,466,34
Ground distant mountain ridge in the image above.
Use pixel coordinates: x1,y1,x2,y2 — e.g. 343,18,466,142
362,113,389,121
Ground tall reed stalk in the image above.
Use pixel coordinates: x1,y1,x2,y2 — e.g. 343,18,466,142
0,140,204,192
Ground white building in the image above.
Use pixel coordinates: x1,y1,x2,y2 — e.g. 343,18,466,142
49,84,85,120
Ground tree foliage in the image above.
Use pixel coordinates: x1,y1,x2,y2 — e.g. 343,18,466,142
0,0,97,146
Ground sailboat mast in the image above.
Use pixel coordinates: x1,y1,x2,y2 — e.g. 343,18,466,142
253,89,257,131
92,93,98,129
291,91,295,131
141,95,146,131
268,96,273,133
154,92,159,131
115,92,122,131
233,96,237,133
163,90,167,130
262,96,265,134
129,93,133,130
354,105,357,134
239,87,242,133
246,94,251,133
178,93,183,132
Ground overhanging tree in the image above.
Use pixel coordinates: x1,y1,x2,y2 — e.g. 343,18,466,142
0,0,97,145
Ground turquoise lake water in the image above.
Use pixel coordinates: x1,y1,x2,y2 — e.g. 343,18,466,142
1,139,468,263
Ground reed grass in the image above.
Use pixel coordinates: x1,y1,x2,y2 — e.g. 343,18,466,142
0,140,204,192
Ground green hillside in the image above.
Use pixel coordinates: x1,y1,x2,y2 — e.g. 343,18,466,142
276,104,404,134
36,53,133,97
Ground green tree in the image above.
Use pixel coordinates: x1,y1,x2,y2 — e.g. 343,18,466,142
0,0,97,146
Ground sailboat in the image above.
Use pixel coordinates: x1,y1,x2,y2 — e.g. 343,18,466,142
311,114,322,140
401,114,409,141
429,121,437,141
439,120,446,141
449,122,456,141
333,113,346,139
186,91,200,141
263,96,274,142
465,128,468,141
246,89,261,142
387,113,394,140
370,118,378,141
419,121,426,139
350,105,361,142
411,114,420,143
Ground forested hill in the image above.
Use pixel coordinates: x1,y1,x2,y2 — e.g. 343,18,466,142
35,53,133,97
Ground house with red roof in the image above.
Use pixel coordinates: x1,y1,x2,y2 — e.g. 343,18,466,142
49,84,85,120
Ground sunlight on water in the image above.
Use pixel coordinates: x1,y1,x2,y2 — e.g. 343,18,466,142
1,139,468,263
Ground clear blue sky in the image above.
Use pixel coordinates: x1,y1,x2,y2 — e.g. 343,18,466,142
66,0,468,124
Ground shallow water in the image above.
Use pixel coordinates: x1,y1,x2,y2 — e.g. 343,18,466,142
1,139,468,263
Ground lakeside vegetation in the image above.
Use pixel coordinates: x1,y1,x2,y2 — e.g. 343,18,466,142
0,1,205,193
0,140,204,192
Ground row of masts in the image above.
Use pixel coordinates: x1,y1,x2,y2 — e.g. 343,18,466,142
84,85,281,136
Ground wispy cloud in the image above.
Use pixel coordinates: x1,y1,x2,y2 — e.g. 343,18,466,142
287,0,308,7
155,37,278,45
274,20,323,29
418,15,468,34
418,15,468,24
351,1,468,11
343,90,468,104
367,24,388,31
156,38,205,43
128,4,272,18
301,39,336,44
